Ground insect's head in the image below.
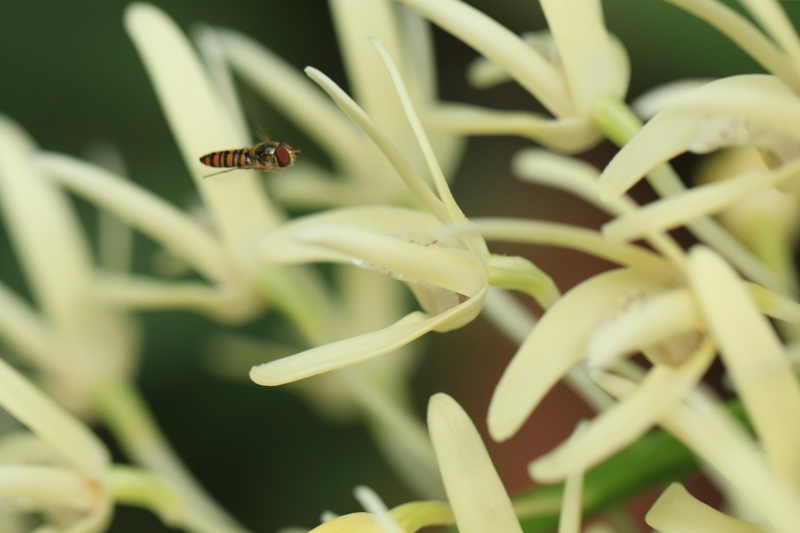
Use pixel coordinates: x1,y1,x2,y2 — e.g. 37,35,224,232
274,141,300,167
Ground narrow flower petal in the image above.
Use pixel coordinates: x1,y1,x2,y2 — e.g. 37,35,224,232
308,513,385,533
539,0,625,115
465,218,679,285
0,356,108,479
513,149,636,217
603,160,800,242
428,394,523,533
688,246,800,482
260,206,447,265
488,269,667,442
216,29,370,180
0,465,99,511
124,3,283,268
95,274,261,324
251,286,486,385
295,224,486,297
306,67,448,221
596,372,800,533
329,0,409,141
0,117,95,340
631,78,714,120
36,152,236,283
395,0,572,117
646,482,769,533
556,423,586,533
599,75,800,199
424,104,599,154
530,338,716,482
388,501,455,533
662,0,800,92
747,282,800,323
737,0,800,66
0,282,53,369
587,288,704,369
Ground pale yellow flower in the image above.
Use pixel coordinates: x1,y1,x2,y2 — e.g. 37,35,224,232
393,0,629,154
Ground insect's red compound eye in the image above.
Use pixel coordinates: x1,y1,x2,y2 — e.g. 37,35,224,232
275,144,292,167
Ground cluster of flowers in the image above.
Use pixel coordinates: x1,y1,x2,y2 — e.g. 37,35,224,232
1,0,800,531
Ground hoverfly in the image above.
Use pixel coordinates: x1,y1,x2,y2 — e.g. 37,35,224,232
199,140,300,178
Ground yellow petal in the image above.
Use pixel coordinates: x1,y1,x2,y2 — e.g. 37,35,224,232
428,394,522,533
251,286,486,385
688,246,800,482
531,338,716,483
646,483,769,533
488,269,667,442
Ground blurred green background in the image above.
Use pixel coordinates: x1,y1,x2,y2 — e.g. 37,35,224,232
0,1,798,532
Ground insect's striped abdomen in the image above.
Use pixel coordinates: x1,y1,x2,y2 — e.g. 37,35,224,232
199,149,252,168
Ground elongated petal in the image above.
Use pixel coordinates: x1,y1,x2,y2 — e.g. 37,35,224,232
36,152,235,283
738,0,800,65
530,338,716,482
646,483,768,533
662,0,800,92
488,269,667,442
216,29,370,180
0,117,95,341
306,67,447,221
632,78,714,120
603,160,800,242
125,3,282,268
0,465,99,511
308,513,385,533
0,282,53,369
395,0,573,117
428,394,523,533
596,372,800,533
0,356,108,479
599,75,800,199
64,498,114,533
295,224,486,297
261,206,445,264
94,274,261,324
466,218,679,285
424,104,599,154
688,246,800,482
251,286,486,385
540,0,625,115
588,288,704,369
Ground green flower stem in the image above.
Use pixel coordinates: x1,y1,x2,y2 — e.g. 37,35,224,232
108,465,183,526
93,377,254,533
488,254,561,309
513,400,749,533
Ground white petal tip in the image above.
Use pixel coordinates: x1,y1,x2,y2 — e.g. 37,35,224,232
249,363,281,386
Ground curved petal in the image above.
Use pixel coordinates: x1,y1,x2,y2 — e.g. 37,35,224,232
603,159,800,242
540,0,626,115
260,206,446,264
308,513,385,533
250,286,486,385
295,224,486,296
427,394,522,533
530,338,716,483
124,4,283,264
0,356,108,480
466,218,679,285
646,483,769,533
394,0,572,117
424,104,600,154
0,465,99,511
488,269,667,442
216,29,370,180
596,372,800,533
587,288,705,369
599,75,800,199
36,152,235,284
688,246,800,483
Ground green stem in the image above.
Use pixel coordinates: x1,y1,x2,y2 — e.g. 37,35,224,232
94,377,254,533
